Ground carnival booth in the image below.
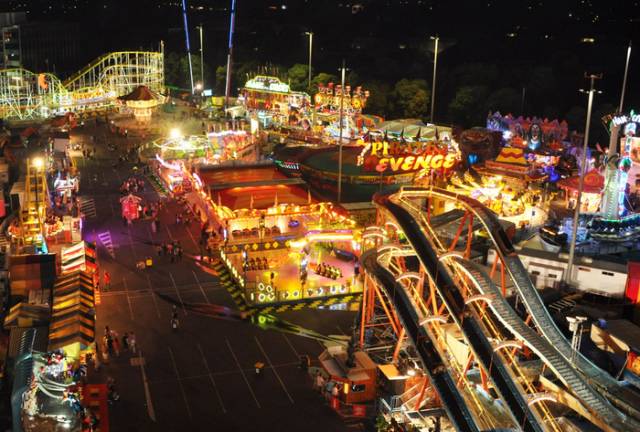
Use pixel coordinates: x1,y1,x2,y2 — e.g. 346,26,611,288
120,194,142,221
201,164,361,305
49,270,96,360
60,241,97,275
558,169,604,212
53,173,79,199
241,75,311,127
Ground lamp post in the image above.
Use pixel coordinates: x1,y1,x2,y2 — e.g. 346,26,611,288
337,60,347,204
198,25,205,89
619,41,632,112
305,32,313,90
565,73,602,286
430,35,439,124
224,0,237,108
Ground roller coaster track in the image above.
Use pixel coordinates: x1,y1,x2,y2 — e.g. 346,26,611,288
0,51,163,120
361,250,481,432
392,186,640,430
377,195,550,432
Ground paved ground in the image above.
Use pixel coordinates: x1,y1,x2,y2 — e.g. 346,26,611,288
75,124,358,432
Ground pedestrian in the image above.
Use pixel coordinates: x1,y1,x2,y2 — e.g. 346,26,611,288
112,332,121,357
177,246,183,261
151,219,157,234
129,332,137,354
161,242,167,256
121,332,129,351
156,244,162,257
103,271,111,291
106,334,114,356
270,271,275,287
167,243,174,263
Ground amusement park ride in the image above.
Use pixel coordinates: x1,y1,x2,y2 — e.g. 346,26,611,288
18,158,48,251
0,50,164,120
351,187,640,431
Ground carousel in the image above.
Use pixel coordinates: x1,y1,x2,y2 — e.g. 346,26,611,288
117,85,163,125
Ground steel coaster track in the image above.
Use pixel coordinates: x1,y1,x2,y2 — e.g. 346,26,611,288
377,195,548,432
447,255,621,431
361,249,482,432
394,186,640,430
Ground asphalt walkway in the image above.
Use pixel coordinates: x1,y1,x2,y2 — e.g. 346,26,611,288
73,124,357,432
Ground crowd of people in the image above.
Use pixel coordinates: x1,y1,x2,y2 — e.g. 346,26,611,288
156,240,184,263
101,326,137,360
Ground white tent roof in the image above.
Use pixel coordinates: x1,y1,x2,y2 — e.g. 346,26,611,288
377,119,449,139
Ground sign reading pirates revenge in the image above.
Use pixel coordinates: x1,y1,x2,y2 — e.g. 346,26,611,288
357,140,458,173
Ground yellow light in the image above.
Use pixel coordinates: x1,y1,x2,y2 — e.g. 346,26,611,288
343,383,349,394
169,128,182,140
32,157,44,169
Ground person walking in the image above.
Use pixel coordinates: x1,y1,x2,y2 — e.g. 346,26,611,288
128,332,137,354
151,218,157,234
103,271,111,291
112,331,121,356
105,331,114,356
121,332,129,352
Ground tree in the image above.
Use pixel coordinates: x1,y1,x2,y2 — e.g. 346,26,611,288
448,85,490,127
287,64,310,92
527,66,557,113
390,79,430,119
311,72,338,94
163,51,211,91
450,63,499,88
565,105,586,132
485,87,521,115
215,65,227,95
362,80,391,117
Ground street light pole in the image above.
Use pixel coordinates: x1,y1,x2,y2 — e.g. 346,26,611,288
198,25,204,88
180,0,195,94
337,60,346,204
430,35,439,124
565,73,602,286
224,0,237,108
619,41,632,112
305,32,313,90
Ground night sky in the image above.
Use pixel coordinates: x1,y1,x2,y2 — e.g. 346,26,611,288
5,0,640,133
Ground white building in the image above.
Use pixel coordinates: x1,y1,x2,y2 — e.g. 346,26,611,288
487,247,627,298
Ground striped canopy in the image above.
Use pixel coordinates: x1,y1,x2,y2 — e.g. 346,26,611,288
48,271,95,353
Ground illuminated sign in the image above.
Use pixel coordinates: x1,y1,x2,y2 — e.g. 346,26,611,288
611,110,640,127
375,153,457,173
245,76,290,93
357,140,458,173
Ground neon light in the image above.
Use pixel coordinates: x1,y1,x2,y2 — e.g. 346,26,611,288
206,130,248,138
192,173,203,189
612,110,640,127
155,154,182,171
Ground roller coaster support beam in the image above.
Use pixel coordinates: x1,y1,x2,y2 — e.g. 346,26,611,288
392,327,405,363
